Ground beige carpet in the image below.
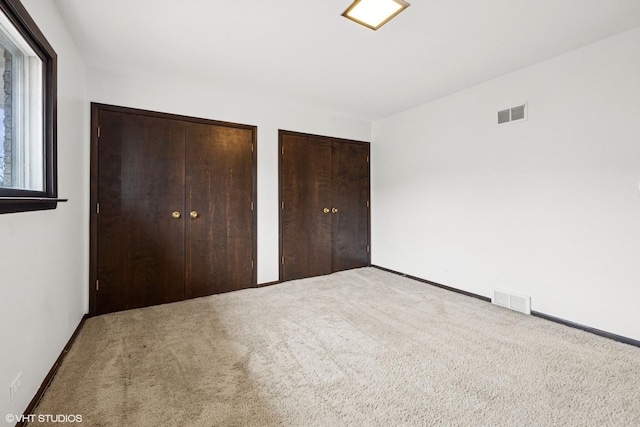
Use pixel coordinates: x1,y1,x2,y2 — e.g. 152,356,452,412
30,268,640,426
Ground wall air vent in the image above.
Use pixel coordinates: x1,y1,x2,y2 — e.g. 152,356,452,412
492,288,531,315
497,102,527,125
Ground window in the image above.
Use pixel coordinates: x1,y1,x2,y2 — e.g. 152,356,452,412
0,0,60,214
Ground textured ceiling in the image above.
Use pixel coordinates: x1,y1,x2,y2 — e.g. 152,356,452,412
54,0,640,120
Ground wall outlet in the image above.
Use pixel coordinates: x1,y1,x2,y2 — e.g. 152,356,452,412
9,372,22,402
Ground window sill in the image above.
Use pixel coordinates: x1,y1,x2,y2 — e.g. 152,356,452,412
0,197,68,214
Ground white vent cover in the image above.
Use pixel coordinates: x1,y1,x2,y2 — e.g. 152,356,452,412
492,288,531,315
497,102,527,125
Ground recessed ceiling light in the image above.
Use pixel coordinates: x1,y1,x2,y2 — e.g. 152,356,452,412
342,0,410,31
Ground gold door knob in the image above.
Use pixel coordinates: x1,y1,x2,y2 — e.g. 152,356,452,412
172,211,181,219
323,208,330,214
190,211,199,219
332,208,338,214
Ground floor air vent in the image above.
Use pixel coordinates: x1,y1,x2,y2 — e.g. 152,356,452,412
492,289,531,315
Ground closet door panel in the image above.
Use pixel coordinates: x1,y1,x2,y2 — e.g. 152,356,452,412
280,134,332,281
331,141,370,272
307,137,333,276
185,123,254,298
97,111,186,314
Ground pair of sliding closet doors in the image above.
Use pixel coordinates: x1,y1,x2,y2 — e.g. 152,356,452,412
279,130,370,281
91,104,256,315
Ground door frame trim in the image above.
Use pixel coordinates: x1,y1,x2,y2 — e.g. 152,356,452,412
89,103,258,316
278,129,371,283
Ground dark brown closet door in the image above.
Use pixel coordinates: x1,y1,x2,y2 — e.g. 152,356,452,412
280,133,332,281
97,110,186,314
331,141,370,272
185,123,255,298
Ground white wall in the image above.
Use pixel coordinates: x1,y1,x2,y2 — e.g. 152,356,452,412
87,69,371,285
0,0,88,422
372,27,640,341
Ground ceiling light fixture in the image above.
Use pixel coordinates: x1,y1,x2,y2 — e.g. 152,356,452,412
342,0,410,31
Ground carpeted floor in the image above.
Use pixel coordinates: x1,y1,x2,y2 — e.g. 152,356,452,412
30,268,640,426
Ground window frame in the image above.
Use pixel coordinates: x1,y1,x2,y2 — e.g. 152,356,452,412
0,0,62,214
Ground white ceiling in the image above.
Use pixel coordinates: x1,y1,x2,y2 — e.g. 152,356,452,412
53,0,640,121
